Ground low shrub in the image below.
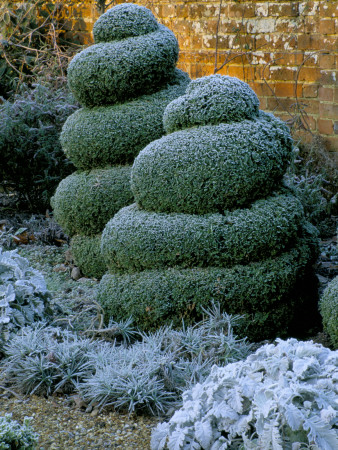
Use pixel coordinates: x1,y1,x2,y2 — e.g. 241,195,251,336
131,112,293,215
71,234,107,279
0,248,51,350
152,338,338,449
320,275,338,349
98,232,317,340
61,70,190,170
51,166,133,236
163,74,259,133
0,84,77,211
101,192,304,272
0,414,38,449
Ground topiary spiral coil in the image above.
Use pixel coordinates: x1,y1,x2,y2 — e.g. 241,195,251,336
51,4,190,277
98,75,319,340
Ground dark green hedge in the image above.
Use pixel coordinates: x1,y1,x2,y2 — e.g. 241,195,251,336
93,4,158,43
320,275,338,348
98,234,316,340
101,192,305,272
71,234,106,279
163,75,259,133
67,25,178,107
61,70,190,170
51,166,133,236
131,112,293,214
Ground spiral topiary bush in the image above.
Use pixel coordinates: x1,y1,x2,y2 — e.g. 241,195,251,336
52,3,190,277
101,192,305,272
70,235,107,280
131,112,292,214
61,70,189,170
52,167,133,236
68,24,179,107
320,275,338,349
99,74,319,338
99,231,317,340
163,75,260,132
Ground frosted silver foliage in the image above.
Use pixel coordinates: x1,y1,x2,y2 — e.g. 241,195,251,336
0,414,38,449
93,3,159,43
152,339,338,450
1,306,252,415
163,75,260,133
0,248,50,344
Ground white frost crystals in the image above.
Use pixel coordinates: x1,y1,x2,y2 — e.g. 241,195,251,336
151,338,338,450
0,247,50,344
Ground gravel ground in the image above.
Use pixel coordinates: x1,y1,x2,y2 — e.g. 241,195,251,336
0,394,159,449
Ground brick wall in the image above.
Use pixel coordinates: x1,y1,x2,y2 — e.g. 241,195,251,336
12,0,338,152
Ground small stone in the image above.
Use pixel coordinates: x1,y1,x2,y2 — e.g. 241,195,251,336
71,266,82,280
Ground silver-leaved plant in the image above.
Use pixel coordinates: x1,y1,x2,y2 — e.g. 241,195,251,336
0,247,51,346
151,338,338,450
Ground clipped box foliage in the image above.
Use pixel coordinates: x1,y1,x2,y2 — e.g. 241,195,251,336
163,74,259,133
67,25,178,107
320,275,338,348
61,70,190,170
51,167,133,237
131,112,293,214
101,192,305,272
98,233,316,340
71,235,107,279
93,3,158,42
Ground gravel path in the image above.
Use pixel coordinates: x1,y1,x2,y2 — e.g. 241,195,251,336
0,394,159,449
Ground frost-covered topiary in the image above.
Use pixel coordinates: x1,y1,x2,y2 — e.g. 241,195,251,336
320,275,338,349
0,414,38,449
52,3,189,277
131,112,292,214
68,20,179,107
163,74,260,132
151,338,338,450
98,231,317,340
101,192,304,272
99,74,319,337
61,70,189,170
0,248,51,346
93,3,158,42
52,167,133,236
71,235,107,279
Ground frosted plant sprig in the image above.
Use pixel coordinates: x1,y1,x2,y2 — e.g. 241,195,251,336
0,414,38,449
151,338,338,449
0,247,51,349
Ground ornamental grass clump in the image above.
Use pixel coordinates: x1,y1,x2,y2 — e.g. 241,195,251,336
52,3,190,277
151,339,338,450
1,306,252,416
98,74,319,340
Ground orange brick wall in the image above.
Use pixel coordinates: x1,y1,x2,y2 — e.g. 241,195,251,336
11,0,338,152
